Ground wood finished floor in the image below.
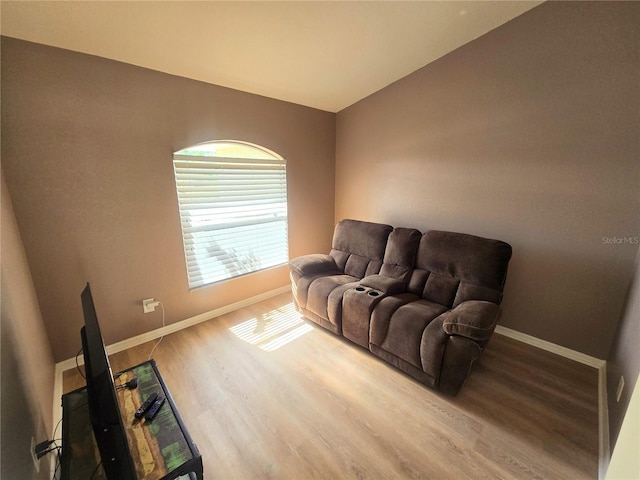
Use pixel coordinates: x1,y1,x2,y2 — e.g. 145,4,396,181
63,292,599,479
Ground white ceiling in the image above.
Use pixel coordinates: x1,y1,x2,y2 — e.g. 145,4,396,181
1,1,543,112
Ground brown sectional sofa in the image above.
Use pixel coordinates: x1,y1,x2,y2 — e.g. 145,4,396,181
289,219,512,395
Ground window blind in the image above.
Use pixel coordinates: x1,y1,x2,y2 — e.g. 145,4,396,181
173,153,288,289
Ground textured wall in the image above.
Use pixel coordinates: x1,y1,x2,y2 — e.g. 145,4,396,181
1,37,336,361
335,1,639,358
1,170,55,479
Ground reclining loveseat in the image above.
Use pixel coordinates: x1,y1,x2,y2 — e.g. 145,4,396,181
289,219,512,395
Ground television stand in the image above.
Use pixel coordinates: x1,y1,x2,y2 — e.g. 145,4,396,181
61,359,203,480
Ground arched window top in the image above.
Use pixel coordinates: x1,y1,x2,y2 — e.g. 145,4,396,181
175,140,282,161
172,139,288,289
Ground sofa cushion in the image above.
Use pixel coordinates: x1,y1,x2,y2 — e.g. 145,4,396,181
369,293,420,347
378,299,448,369
306,275,359,324
329,219,392,278
419,230,512,291
409,231,512,307
379,227,421,282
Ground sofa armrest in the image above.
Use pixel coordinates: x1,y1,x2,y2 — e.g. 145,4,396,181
359,274,407,295
440,300,501,342
289,254,340,278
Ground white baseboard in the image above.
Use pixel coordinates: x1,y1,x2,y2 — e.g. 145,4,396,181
494,325,605,368
52,300,610,478
55,284,291,374
494,325,609,479
598,365,610,480
51,284,291,453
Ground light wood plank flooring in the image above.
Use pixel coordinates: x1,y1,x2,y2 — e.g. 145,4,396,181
63,292,599,479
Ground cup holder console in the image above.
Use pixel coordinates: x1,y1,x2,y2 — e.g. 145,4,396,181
354,285,381,297
343,285,385,348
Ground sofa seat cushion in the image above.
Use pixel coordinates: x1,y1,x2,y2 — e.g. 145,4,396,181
374,299,448,370
306,274,359,325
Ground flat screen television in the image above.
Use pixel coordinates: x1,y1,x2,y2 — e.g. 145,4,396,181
80,283,137,479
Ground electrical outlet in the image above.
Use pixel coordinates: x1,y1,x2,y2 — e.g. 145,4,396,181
142,298,159,313
30,437,40,473
616,376,625,402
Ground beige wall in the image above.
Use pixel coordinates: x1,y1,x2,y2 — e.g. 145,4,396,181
335,1,639,359
1,37,336,362
1,170,55,478
1,3,637,365
606,371,640,479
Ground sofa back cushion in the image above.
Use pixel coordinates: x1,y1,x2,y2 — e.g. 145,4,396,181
330,219,393,279
379,227,422,283
407,230,512,308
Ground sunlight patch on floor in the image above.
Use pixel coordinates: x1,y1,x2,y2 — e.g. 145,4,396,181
229,302,313,351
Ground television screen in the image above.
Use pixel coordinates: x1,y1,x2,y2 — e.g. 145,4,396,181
80,283,136,479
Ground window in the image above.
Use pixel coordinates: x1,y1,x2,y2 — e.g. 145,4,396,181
173,141,288,289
